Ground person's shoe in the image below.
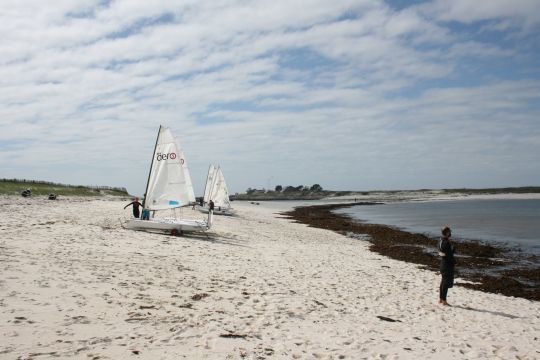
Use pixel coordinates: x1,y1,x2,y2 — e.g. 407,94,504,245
441,300,451,306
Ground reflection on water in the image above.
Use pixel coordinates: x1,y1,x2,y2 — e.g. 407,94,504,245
335,199,540,255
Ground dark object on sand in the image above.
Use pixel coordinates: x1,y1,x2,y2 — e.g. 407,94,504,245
191,293,209,301
219,333,247,339
21,189,31,197
377,316,401,322
48,194,57,200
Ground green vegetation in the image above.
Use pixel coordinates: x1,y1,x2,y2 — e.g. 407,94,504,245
233,184,352,200
0,178,130,197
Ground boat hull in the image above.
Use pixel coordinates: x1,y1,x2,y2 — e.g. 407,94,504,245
196,205,236,216
125,211,213,234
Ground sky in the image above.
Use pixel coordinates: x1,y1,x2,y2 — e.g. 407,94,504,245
1,0,539,196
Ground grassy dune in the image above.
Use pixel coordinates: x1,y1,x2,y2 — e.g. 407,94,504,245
0,179,130,197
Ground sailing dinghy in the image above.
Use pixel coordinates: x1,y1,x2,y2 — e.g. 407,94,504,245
198,164,235,216
125,126,212,235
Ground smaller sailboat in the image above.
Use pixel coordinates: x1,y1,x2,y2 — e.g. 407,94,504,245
125,126,212,235
198,165,235,216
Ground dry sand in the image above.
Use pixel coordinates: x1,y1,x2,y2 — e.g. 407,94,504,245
1,196,538,359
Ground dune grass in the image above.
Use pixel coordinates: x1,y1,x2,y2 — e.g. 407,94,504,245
0,179,130,197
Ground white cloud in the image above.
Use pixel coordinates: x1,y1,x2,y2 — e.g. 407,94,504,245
0,0,539,193
420,0,540,30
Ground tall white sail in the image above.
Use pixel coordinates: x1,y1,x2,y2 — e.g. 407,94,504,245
203,164,216,203
209,166,231,209
144,127,195,210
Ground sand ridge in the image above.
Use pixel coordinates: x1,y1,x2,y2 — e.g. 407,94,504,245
0,196,538,359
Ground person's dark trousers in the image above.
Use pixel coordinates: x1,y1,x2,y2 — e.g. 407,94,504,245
439,268,454,300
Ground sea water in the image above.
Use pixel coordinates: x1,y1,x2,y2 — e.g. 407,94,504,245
335,198,540,255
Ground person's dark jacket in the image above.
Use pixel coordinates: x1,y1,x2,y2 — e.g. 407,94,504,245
438,237,455,271
124,201,143,217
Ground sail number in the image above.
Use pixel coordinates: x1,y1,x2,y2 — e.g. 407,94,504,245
156,152,184,164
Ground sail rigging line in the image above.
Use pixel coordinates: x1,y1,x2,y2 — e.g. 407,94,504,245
142,125,162,209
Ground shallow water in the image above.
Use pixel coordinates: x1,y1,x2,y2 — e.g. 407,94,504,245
335,198,540,255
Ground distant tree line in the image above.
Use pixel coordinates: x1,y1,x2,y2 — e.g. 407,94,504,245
246,184,323,194
1,178,127,193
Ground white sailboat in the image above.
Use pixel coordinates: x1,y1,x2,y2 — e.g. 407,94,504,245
202,164,216,206
198,164,235,216
125,126,212,235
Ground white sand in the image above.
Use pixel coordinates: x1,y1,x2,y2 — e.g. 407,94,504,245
1,196,538,359
328,191,540,203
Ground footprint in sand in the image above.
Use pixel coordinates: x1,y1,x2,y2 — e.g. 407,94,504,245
63,315,91,325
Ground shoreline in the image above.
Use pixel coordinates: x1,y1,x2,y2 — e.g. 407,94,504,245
232,189,540,202
282,202,540,301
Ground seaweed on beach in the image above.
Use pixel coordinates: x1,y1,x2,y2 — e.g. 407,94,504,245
282,203,540,301
220,333,248,339
191,293,209,301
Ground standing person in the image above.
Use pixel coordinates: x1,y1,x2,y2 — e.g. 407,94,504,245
438,226,456,306
208,200,215,212
124,197,143,218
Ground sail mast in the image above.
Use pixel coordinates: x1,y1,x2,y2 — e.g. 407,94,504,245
142,125,162,208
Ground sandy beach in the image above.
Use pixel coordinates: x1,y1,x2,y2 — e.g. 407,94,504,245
1,196,539,359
